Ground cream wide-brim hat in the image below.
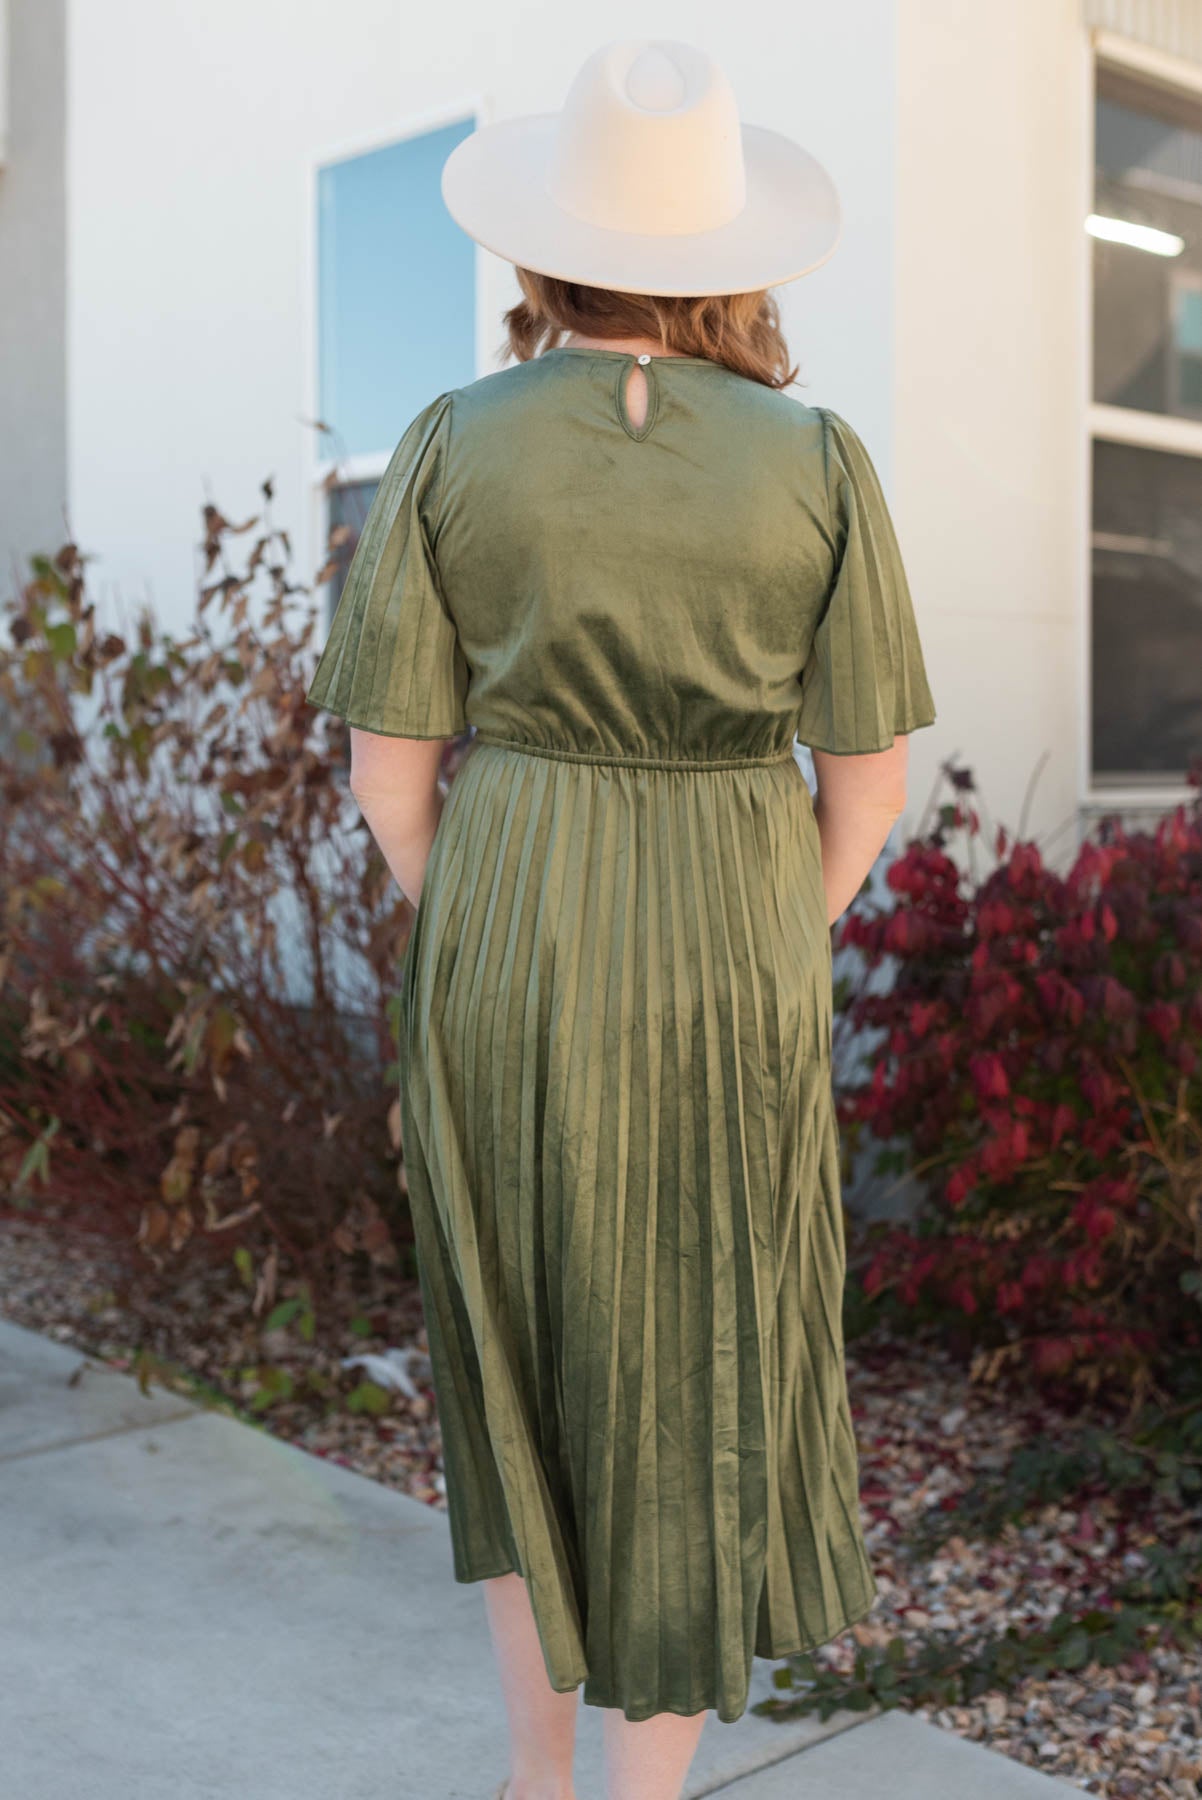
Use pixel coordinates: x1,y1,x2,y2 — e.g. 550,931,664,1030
440,38,841,298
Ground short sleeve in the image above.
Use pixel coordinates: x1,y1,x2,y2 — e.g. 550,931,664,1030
795,407,937,755
305,390,470,738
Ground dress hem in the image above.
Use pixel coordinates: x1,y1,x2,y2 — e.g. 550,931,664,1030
797,703,938,757
451,1559,880,1725
305,692,468,740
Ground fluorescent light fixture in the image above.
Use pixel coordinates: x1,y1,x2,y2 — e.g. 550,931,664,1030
1086,213,1185,256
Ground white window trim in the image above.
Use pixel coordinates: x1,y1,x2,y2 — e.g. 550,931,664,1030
1086,28,1202,813
313,450,392,490
1090,400,1202,456
1094,28,1202,101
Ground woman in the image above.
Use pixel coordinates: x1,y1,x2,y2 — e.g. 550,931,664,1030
307,37,937,1800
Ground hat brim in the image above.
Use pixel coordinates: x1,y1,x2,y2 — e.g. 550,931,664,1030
441,114,841,297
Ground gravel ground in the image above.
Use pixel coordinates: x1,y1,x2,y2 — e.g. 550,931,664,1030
844,1343,1202,1797
1,1211,1198,1797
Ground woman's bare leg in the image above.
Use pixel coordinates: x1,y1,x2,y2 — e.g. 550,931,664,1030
482,1569,709,1800
483,1573,580,1800
601,1707,708,1800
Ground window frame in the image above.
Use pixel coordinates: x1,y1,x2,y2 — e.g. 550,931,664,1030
302,98,484,628
1085,29,1202,813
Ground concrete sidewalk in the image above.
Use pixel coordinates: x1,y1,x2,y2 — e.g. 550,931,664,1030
0,1315,1081,1799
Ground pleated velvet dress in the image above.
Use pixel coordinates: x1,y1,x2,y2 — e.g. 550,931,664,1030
305,344,937,1724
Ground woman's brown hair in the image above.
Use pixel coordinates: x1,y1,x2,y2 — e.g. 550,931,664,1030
499,268,800,390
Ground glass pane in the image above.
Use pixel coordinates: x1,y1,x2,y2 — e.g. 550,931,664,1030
1093,64,1202,418
326,479,379,617
1092,437,1202,781
318,117,476,459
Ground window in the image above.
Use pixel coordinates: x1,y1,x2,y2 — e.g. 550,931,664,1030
1092,437,1202,776
1090,57,1202,789
325,477,382,606
316,116,476,608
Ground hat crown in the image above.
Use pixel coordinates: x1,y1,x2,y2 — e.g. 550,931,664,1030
545,39,747,239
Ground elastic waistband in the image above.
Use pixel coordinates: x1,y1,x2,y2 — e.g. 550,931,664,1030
471,731,797,772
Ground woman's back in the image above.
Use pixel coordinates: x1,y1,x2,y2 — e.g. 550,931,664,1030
310,345,935,763
440,345,828,762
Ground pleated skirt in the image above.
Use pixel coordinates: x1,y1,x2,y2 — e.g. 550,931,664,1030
397,735,878,1724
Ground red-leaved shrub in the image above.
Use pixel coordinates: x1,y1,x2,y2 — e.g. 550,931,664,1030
838,764,1202,1399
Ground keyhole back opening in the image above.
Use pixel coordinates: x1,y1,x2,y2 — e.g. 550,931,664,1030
616,356,658,442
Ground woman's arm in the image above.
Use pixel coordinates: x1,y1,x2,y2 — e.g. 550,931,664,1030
810,736,910,927
347,728,451,908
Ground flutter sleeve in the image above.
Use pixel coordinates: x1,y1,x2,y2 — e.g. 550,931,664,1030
306,389,470,738
795,406,937,755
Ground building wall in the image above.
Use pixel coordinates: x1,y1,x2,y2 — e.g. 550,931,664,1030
61,3,900,639
893,0,1093,857
11,2,1121,856
0,0,67,593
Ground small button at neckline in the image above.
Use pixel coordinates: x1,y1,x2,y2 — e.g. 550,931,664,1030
547,345,721,368
636,354,651,365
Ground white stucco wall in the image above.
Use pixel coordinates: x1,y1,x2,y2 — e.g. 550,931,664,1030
894,0,1093,854
62,3,900,641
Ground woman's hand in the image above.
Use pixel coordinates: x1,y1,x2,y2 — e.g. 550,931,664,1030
810,736,911,927
347,728,451,908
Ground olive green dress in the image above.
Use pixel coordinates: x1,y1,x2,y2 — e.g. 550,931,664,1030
306,345,937,1723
